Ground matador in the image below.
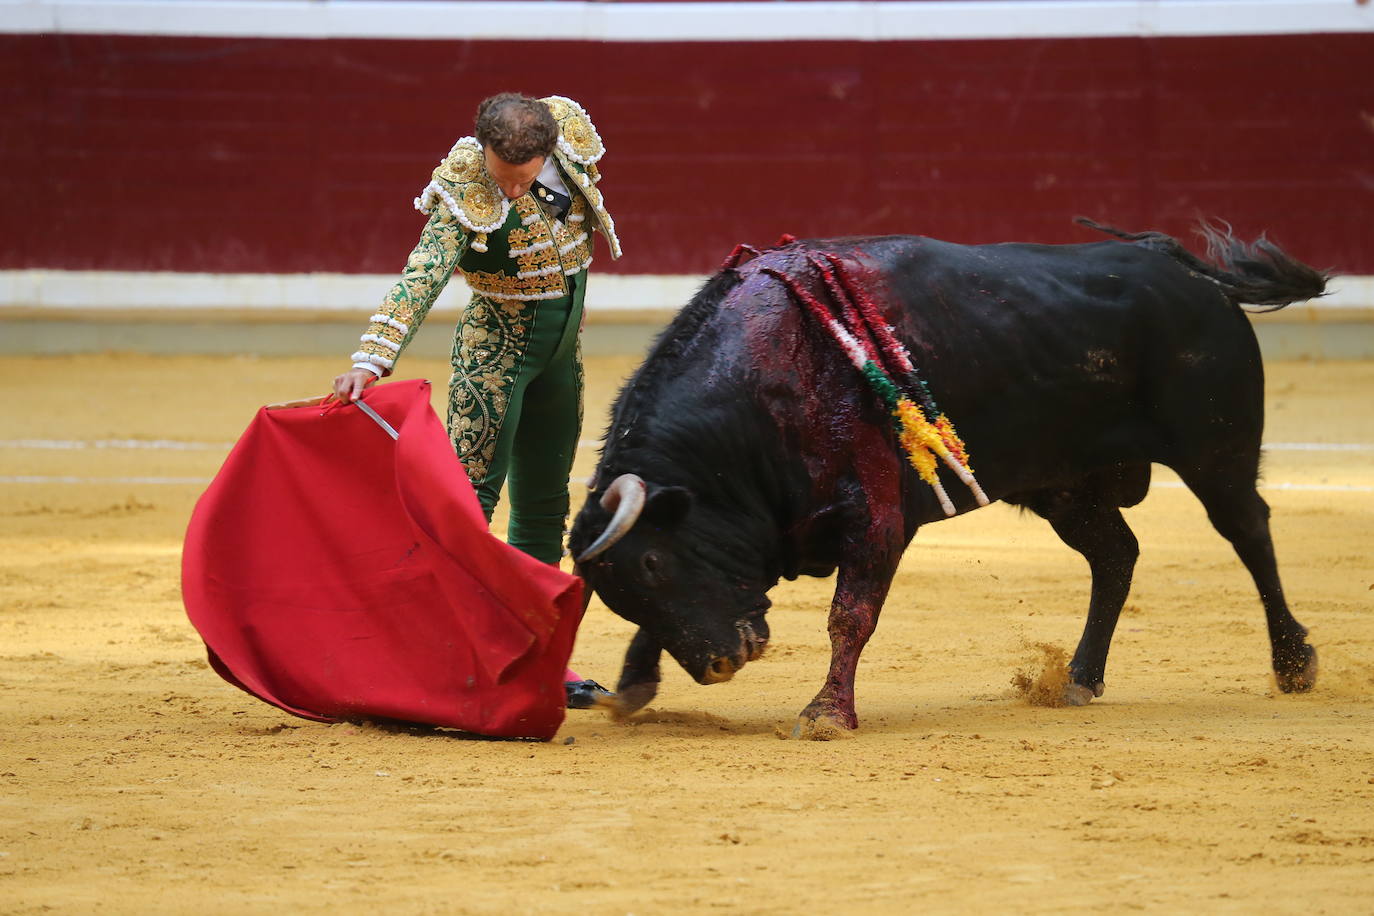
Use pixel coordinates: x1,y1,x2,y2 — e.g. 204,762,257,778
334,93,622,568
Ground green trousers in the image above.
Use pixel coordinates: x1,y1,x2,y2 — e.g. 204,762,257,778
447,272,586,564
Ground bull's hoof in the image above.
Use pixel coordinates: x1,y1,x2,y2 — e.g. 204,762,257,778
1063,684,1095,707
1063,682,1103,707
1275,644,1318,694
599,681,658,720
789,714,856,741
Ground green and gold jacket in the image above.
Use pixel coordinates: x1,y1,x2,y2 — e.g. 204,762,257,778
351,96,621,374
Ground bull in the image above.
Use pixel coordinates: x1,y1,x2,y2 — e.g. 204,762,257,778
568,221,1327,737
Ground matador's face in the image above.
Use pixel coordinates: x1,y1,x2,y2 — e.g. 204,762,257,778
483,148,545,200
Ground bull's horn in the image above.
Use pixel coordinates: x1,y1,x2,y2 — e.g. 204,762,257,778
575,474,647,563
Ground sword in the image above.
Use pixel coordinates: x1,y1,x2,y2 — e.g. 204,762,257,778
354,399,399,441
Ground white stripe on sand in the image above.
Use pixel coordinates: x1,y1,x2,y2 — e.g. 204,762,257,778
2,440,1368,493
1152,481,1374,493
1264,442,1374,452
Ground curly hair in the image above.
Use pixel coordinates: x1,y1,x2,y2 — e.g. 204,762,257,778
474,93,558,165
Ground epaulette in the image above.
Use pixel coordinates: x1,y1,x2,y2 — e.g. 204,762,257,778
414,137,509,247
542,96,605,166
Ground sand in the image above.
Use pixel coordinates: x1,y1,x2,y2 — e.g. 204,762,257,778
2,353,1372,914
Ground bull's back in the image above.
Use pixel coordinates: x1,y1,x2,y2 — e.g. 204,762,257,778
825,235,1264,495
625,233,1266,514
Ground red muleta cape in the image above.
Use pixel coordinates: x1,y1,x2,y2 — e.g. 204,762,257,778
182,379,585,740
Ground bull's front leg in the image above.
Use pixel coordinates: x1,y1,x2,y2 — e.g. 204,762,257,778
793,549,902,739
608,627,662,719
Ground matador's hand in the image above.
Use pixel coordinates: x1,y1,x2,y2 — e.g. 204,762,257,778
331,368,377,404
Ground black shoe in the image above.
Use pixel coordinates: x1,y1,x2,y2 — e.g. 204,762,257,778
565,678,613,709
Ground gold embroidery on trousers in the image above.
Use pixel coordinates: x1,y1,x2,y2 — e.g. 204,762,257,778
448,294,535,482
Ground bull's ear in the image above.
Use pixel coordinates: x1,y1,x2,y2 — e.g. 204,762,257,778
643,485,692,529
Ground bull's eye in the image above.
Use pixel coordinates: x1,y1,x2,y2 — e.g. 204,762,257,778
640,550,664,586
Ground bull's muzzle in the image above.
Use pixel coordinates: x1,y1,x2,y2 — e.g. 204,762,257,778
699,617,768,684
703,655,738,684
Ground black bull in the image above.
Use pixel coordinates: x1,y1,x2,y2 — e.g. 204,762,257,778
568,222,1327,737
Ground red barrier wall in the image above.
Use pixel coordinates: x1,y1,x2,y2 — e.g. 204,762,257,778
4,32,1371,275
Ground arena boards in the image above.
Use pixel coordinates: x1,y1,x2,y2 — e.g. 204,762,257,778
3,0,1372,312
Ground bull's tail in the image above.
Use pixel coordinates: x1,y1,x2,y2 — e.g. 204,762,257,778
1077,217,1329,312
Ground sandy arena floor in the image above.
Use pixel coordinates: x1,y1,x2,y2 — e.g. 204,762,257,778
2,352,1372,914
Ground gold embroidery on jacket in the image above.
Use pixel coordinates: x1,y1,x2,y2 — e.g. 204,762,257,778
356,210,467,368
477,196,590,298
427,138,508,232
464,268,567,301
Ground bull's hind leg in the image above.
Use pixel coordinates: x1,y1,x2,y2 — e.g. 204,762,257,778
1175,460,1317,692
1019,480,1142,705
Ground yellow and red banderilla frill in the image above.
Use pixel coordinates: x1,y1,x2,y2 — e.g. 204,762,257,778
763,253,988,517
